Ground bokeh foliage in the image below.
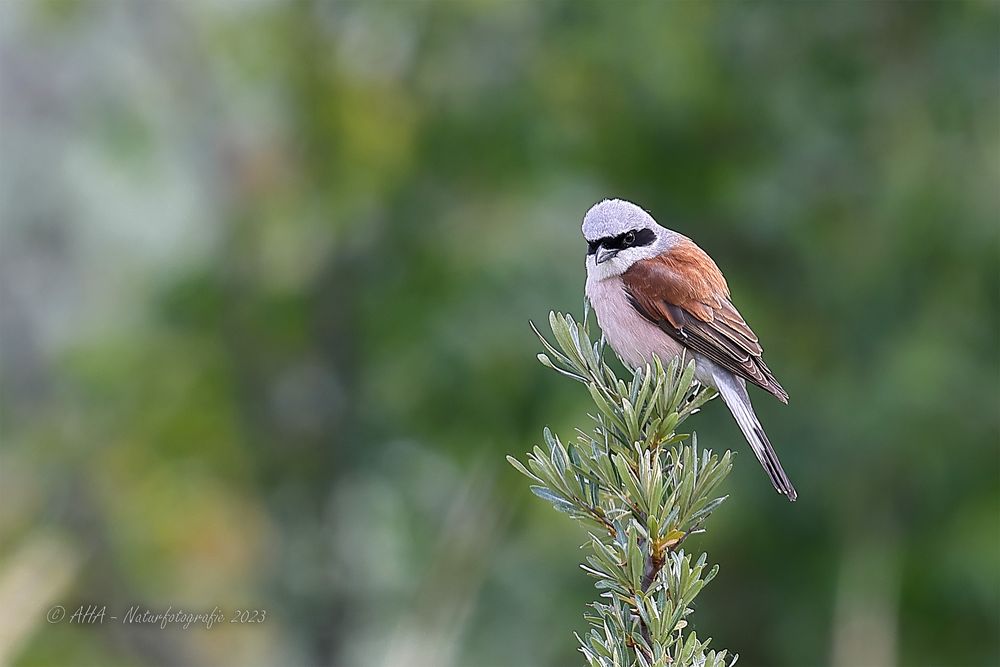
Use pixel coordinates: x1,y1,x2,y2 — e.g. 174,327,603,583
0,2,997,666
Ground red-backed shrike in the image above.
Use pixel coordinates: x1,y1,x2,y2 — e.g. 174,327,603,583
583,199,797,501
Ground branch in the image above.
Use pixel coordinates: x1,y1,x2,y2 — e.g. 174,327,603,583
510,312,738,667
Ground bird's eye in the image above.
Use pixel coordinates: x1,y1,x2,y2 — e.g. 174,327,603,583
624,231,635,246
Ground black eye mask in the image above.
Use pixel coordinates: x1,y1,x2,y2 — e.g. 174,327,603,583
586,228,656,255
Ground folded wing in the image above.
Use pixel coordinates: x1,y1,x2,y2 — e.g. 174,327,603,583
622,239,789,403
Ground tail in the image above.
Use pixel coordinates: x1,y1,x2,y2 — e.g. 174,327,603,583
714,373,798,502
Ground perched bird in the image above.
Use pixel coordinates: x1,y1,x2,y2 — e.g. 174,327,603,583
582,198,797,501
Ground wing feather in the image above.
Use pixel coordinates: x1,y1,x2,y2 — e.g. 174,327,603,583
622,239,789,403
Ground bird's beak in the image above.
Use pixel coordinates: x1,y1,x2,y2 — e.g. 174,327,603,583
595,246,619,265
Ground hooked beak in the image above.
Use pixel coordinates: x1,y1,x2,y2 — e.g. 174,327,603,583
595,246,619,265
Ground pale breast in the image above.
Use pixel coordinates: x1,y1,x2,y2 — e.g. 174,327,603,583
585,273,688,370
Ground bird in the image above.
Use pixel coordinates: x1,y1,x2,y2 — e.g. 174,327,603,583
582,198,797,501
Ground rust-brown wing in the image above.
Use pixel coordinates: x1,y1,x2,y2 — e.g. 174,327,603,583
622,240,789,403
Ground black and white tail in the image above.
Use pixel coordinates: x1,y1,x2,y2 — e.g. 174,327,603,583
714,372,798,501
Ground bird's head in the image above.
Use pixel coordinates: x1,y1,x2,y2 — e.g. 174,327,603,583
582,199,672,279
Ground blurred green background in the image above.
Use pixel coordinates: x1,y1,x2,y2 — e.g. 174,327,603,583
1,1,997,666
